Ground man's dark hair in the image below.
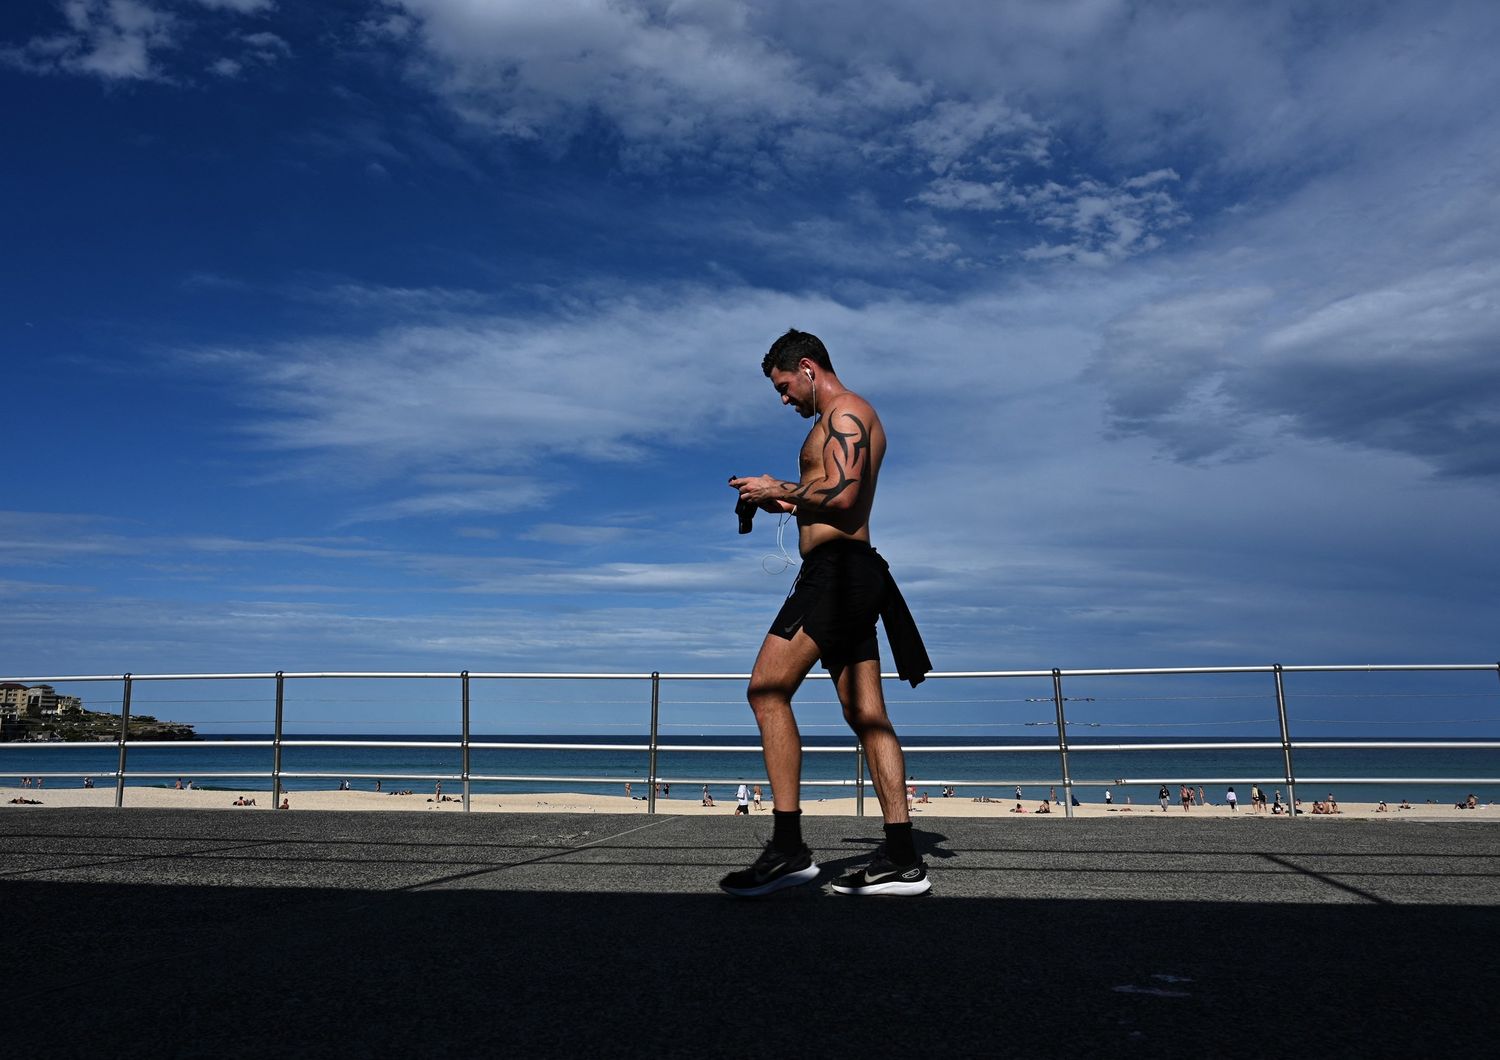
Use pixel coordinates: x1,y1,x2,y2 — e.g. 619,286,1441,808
762,328,834,377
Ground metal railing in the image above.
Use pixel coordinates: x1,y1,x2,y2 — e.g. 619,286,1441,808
3,663,1498,818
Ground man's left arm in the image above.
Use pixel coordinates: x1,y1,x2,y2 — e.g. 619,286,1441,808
733,404,873,514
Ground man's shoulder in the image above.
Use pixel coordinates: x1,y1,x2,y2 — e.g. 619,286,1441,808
824,389,881,428
828,387,877,413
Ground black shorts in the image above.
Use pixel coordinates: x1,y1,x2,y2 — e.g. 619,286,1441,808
769,539,884,674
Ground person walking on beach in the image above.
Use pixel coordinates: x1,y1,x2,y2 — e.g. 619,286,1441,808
736,782,751,816
721,329,932,898
1226,786,1238,811
1158,784,1170,811
752,783,763,811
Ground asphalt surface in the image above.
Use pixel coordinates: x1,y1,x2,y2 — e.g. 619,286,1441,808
4,808,1498,1057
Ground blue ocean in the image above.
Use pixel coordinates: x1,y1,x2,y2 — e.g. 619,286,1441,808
4,734,1497,807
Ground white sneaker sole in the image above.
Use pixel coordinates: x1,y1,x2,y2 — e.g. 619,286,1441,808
720,862,820,897
831,876,932,896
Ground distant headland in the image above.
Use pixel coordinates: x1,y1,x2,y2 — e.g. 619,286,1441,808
0,682,196,743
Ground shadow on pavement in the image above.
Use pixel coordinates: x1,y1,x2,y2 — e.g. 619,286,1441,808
6,878,1495,1057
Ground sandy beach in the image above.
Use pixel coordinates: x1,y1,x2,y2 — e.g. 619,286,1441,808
3,784,1493,820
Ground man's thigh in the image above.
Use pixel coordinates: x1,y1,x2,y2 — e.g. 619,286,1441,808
750,630,822,694
832,656,888,712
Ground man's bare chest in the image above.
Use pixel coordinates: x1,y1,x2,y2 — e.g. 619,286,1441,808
798,424,823,477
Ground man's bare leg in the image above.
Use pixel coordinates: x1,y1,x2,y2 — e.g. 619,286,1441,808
720,630,824,896
829,656,930,894
834,657,909,824
746,631,821,812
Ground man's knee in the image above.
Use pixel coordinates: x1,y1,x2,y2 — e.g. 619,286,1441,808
842,698,892,731
747,675,794,714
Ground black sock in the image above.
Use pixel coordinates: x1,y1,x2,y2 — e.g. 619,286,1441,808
883,821,916,864
772,809,803,852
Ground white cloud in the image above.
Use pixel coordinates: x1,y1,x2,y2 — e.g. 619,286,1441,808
1017,172,1186,265
236,28,289,62
914,177,1019,212
183,284,835,479
3,0,279,82
521,524,635,546
391,0,817,144
905,97,1051,174
345,475,562,524
4,0,178,81
191,0,273,11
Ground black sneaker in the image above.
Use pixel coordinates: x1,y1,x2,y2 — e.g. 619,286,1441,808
719,842,819,897
831,849,931,896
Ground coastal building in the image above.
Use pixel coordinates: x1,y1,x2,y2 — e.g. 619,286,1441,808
0,682,29,719
28,684,60,717
0,684,77,718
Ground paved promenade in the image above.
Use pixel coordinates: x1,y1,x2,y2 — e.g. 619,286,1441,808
5,808,1497,1057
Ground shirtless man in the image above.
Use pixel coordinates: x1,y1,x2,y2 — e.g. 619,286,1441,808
719,329,931,898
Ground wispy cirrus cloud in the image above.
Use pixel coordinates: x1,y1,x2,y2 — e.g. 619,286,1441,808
343,474,562,525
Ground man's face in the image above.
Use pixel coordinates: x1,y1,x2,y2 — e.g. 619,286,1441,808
768,366,815,418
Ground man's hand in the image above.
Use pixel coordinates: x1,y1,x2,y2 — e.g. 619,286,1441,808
728,474,796,513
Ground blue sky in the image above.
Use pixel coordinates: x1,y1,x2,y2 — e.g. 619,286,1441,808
3,1,1498,733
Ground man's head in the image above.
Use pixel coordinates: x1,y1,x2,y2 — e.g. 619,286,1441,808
762,328,833,377
763,328,834,418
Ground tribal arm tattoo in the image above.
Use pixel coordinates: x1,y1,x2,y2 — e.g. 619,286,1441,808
777,411,871,511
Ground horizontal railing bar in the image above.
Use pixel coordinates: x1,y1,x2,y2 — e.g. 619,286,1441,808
465,774,657,784
1279,664,1499,673
130,741,273,749
1107,777,1500,786
6,739,1495,753
1289,742,1500,750
899,745,1095,753
278,772,460,782
8,663,1496,685
650,744,854,753
1067,742,1286,752
470,742,650,751
1274,777,1500,785
279,740,463,749
83,772,275,779
7,741,1497,754
602,778,869,788
9,775,1495,790
0,744,272,751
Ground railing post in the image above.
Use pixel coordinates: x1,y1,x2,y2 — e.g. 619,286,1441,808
272,672,285,810
461,671,471,813
1052,669,1075,819
114,673,132,808
647,672,660,815
855,742,866,817
1273,664,1297,819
